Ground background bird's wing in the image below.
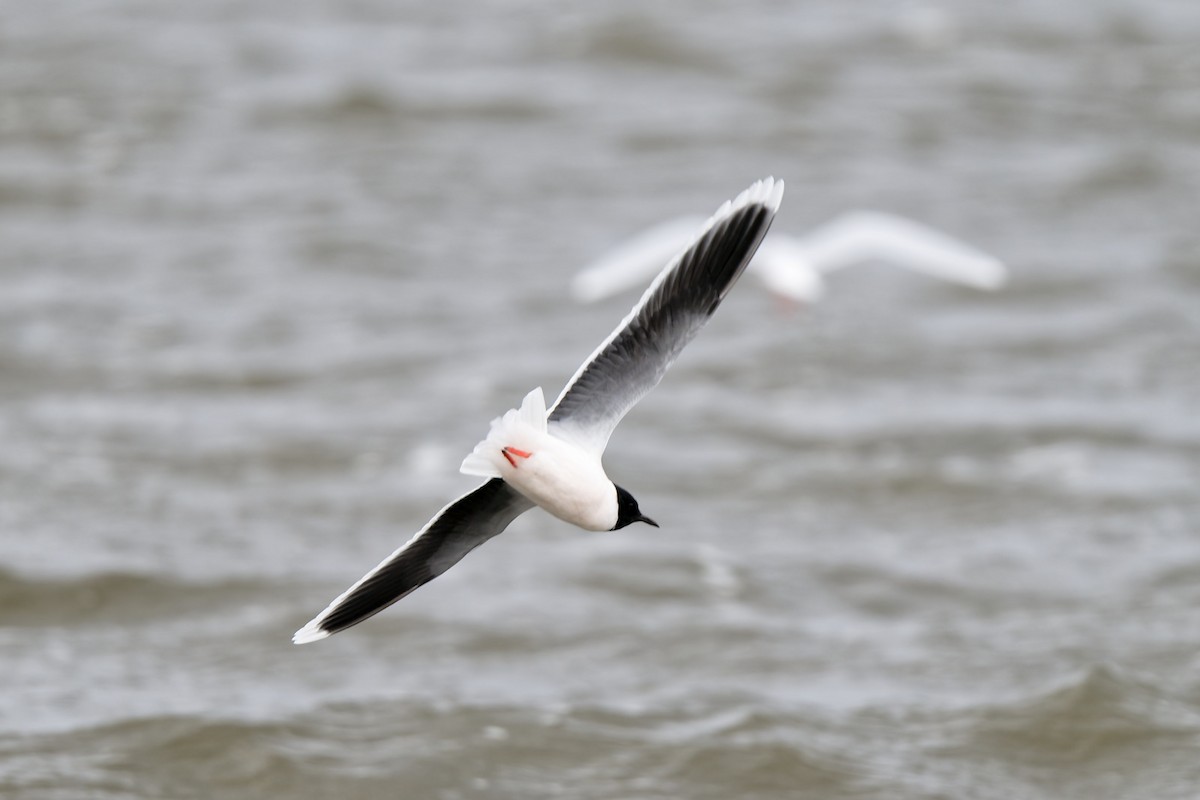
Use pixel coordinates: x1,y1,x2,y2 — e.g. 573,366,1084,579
548,178,784,454
570,216,706,303
799,210,1008,289
293,478,534,643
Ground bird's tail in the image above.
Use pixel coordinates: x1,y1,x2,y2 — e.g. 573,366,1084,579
459,387,547,478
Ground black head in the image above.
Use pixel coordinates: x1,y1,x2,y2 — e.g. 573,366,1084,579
612,484,659,531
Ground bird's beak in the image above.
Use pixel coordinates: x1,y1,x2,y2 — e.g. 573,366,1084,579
640,514,659,528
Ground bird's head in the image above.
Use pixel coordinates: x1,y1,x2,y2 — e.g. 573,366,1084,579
612,484,658,530
758,256,824,309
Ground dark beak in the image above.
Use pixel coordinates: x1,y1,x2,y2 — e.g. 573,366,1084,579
640,514,659,528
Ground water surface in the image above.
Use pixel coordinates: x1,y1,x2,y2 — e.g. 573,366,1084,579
2,1,1199,798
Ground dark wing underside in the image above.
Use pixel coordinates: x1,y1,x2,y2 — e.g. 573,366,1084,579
294,479,534,642
548,178,783,453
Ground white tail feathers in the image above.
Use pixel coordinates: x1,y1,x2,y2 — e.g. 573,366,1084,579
459,388,548,478
515,386,547,431
460,449,502,480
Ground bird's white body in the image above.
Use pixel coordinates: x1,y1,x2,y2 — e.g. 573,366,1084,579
461,387,618,531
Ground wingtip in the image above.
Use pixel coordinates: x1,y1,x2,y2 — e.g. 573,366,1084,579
764,176,785,211
739,176,785,213
699,177,785,240
292,620,331,645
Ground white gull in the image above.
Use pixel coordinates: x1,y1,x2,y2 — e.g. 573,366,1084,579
294,177,784,643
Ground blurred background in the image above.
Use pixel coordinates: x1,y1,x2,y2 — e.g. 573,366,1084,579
2,1,1199,798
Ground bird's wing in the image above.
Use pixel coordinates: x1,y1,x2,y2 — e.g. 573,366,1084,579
293,479,534,643
548,178,784,454
570,216,706,303
798,211,1008,289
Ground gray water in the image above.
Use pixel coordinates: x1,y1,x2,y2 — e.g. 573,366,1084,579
3,1,1200,798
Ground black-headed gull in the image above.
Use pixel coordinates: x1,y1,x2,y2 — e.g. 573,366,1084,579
293,178,784,643
571,210,1006,305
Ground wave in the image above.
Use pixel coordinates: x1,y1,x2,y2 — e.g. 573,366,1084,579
5,668,1199,800
0,568,270,628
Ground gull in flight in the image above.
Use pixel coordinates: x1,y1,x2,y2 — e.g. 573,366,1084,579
571,210,1006,305
294,178,784,643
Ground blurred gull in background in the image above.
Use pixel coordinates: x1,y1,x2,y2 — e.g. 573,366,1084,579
572,211,1007,305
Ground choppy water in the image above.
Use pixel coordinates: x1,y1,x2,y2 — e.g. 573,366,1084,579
3,1,1200,797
